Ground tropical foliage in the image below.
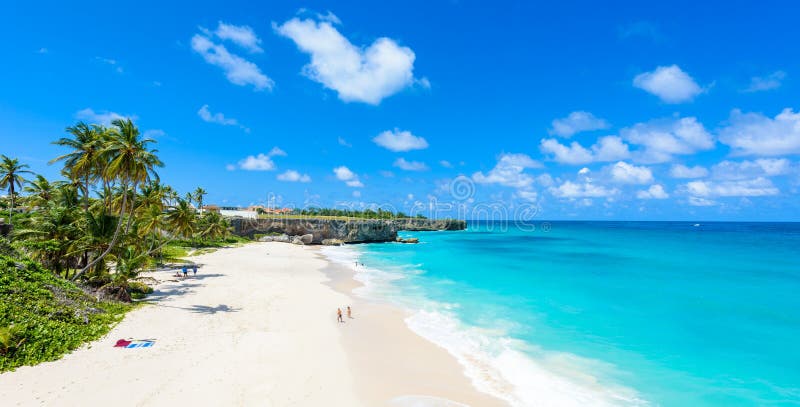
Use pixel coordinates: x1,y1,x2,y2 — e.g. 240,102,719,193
1,118,236,370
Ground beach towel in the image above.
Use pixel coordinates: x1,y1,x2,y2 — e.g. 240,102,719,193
114,339,155,348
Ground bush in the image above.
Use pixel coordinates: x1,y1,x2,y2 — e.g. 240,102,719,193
0,256,132,371
127,281,153,295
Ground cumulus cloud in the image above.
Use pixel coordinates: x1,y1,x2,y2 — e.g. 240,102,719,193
373,129,428,151
718,108,800,156
393,158,428,171
191,32,273,91
231,147,285,171
472,153,542,189
743,71,785,93
549,111,610,137
621,117,714,163
540,136,630,165
670,164,709,179
549,180,619,198
215,22,263,53
684,177,779,197
608,161,654,184
711,158,792,180
275,16,418,104
637,184,669,199
333,166,364,187
633,65,703,103
75,108,135,125
277,170,311,182
688,196,717,207
439,160,453,168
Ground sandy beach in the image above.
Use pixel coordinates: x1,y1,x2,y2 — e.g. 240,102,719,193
0,242,504,406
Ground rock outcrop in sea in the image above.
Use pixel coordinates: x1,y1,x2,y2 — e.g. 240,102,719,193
231,218,466,244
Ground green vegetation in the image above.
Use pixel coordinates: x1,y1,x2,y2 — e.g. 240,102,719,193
0,255,132,371
0,118,244,370
259,207,427,220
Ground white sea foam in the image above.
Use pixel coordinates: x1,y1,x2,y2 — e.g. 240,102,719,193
320,245,649,407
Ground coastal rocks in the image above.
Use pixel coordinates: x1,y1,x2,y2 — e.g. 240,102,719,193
299,234,313,244
230,218,466,244
322,239,344,246
258,234,290,243
396,237,419,244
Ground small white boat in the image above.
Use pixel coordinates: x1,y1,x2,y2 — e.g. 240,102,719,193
693,223,701,227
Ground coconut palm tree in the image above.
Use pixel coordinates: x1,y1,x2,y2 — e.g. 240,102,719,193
194,187,207,215
165,199,196,239
51,122,103,211
0,155,33,227
23,175,58,209
198,211,229,240
72,118,163,281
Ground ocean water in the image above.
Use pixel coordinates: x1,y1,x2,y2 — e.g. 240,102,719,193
322,221,800,407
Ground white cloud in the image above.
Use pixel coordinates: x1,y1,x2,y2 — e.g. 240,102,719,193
393,158,428,171
549,111,610,137
197,105,249,131
143,129,165,139
670,164,709,179
333,166,364,187
75,108,135,125
688,196,717,207
277,170,311,182
711,158,792,180
352,190,362,198
621,117,714,163
718,108,800,156
373,129,428,151
637,184,669,199
338,136,352,147
191,33,273,91
540,136,630,165
549,181,619,198
238,154,277,171
275,16,417,104
633,65,703,103
215,22,263,53
608,161,654,184
743,71,785,93
439,160,453,168
472,153,542,189
684,177,779,197
231,147,285,171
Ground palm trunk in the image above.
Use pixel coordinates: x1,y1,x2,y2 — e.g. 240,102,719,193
84,173,90,212
71,183,129,281
8,185,14,228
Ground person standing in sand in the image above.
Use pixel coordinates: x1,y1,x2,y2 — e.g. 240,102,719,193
337,308,344,323
347,306,352,319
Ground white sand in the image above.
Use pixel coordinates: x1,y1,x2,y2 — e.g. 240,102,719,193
0,243,506,406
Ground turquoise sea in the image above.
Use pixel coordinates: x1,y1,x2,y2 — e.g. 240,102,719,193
323,221,800,406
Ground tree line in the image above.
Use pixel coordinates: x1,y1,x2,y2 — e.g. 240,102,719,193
0,119,231,301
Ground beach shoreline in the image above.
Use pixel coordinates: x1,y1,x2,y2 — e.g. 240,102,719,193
0,242,505,406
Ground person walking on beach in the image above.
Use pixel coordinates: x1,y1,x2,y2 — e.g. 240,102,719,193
347,306,352,319
337,308,344,323
192,264,197,275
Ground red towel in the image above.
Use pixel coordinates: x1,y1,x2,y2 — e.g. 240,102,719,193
114,339,132,347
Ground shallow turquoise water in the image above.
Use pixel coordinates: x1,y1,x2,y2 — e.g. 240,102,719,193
344,221,800,406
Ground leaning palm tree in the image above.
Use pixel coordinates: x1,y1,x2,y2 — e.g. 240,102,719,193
50,122,103,211
193,187,207,215
0,155,33,227
71,118,163,281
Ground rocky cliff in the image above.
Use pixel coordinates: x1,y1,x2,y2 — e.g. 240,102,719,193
229,217,466,244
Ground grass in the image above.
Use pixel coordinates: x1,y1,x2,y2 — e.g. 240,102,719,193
0,255,133,372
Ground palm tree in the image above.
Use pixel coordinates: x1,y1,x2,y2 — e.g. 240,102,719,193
51,122,103,211
23,174,58,209
0,156,33,227
198,211,229,240
194,187,207,215
165,199,196,239
72,118,163,281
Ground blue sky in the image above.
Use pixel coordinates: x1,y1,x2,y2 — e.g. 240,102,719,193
2,0,799,221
